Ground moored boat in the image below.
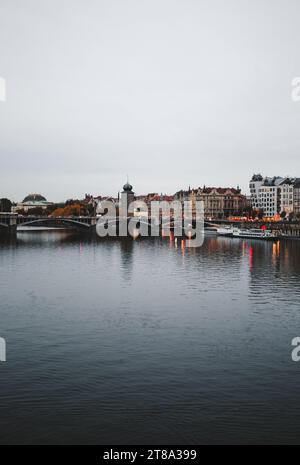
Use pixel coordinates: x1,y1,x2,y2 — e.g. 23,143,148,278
216,226,235,236
232,228,277,240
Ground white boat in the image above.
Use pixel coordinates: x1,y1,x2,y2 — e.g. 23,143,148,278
216,226,235,236
232,228,277,240
204,227,218,235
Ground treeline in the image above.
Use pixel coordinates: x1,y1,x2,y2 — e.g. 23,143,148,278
0,198,12,212
51,200,94,217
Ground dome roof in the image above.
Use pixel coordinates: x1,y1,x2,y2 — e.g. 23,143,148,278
22,193,47,203
123,182,133,192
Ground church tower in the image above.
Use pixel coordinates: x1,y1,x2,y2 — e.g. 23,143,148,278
120,180,135,217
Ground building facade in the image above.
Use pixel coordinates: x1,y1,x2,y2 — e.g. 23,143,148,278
13,194,53,213
249,174,264,210
294,179,300,217
278,178,294,215
174,186,247,219
249,174,296,217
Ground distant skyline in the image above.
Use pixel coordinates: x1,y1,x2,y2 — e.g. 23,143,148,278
1,0,300,202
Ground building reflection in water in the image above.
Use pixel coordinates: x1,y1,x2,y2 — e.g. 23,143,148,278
272,241,280,267
181,239,185,256
242,238,300,304
15,230,78,246
249,245,253,271
119,238,134,281
4,232,300,292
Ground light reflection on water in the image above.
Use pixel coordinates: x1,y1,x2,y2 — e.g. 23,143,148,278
0,231,300,444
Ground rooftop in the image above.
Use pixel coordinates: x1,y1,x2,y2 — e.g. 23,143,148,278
22,193,47,203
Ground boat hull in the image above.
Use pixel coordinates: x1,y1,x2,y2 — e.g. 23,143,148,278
232,230,277,240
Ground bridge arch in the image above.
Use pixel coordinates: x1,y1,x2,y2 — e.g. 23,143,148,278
17,217,91,229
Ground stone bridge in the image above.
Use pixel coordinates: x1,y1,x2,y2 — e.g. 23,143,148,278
0,214,217,237
0,215,97,236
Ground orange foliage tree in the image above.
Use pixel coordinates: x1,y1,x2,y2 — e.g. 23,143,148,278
51,203,85,217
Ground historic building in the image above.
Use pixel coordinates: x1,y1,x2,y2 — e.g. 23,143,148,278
294,179,300,217
135,193,174,206
174,186,247,219
278,178,294,215
12,194,53,213
120,181,135,217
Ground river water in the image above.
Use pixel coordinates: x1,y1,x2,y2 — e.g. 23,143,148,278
0,231,300,444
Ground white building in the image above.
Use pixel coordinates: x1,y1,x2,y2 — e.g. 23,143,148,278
249,174,264,210
249,174,295,217
278,179,294,215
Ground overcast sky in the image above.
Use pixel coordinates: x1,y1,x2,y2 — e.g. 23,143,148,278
1,0,300,202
